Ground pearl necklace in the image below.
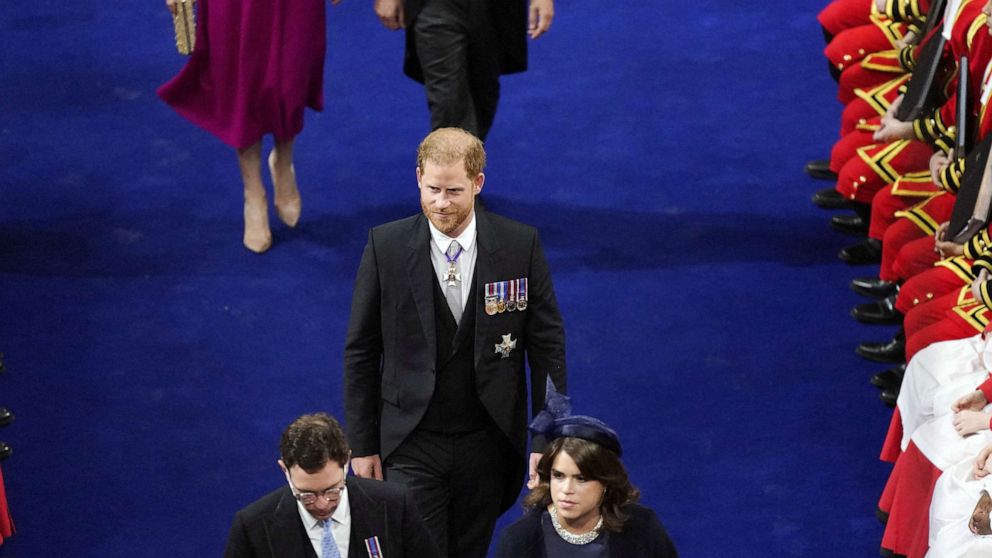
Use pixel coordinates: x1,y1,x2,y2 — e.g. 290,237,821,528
548,505,603,545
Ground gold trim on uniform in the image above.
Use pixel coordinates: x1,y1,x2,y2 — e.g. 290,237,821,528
935,255,977,283
857,139,912,184
855,75,911,117
952,300,991,332
890,170,941,198
895,196,942,234
862,50,908,74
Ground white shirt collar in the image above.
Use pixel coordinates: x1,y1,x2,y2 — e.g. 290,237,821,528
295,481,351,531
427,211,477,255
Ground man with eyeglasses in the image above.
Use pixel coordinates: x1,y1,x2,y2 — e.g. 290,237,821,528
223,413,440,558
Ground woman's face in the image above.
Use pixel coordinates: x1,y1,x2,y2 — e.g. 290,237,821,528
549,450,606,531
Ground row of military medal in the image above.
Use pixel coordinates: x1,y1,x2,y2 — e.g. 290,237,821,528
484,278,528,316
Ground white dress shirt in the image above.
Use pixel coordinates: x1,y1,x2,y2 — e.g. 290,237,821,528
427,211,478,309
297,487,351,558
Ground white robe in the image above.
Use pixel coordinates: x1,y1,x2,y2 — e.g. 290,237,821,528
899,334,992,451
927,459,992,557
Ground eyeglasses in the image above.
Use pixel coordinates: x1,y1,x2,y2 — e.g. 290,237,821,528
292,485,346,505
285,470,347,505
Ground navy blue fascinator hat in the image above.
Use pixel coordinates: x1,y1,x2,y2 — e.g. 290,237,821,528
528,378,623,457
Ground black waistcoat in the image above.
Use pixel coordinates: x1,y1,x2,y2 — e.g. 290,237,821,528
418,274,489,432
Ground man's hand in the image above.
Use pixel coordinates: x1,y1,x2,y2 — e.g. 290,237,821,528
884,95,903,120
954,389,990,413
973,269,990,301
929,150,953,184
976,446,992,478
352,454,384,480
934,222,965,258
895,30,917,50
873,97,914,143
165,0,195,16
526,452,543,489
374,0,405,30
875,0,887,11
528,0,554,39
953,410,992,436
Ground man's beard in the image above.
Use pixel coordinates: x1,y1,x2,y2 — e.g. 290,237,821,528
422,200,470,235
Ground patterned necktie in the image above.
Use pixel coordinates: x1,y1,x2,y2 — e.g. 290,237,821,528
321,519,341,558
444,240,464,323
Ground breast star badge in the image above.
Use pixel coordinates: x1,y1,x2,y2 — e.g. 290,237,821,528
494,334,517,359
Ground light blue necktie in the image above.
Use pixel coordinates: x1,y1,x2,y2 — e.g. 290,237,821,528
321,519,342,558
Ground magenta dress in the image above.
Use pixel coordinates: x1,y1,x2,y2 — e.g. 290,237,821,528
158,0,326,149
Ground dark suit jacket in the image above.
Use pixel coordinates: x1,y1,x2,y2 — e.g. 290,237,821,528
343,210,566,507
494,504,679,558
401,0,528,83
223,476,440,558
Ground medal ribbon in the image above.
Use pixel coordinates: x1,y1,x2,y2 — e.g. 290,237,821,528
444,243,464,265
364,535,383,558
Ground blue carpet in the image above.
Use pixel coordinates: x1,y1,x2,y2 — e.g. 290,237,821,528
1,0,896,555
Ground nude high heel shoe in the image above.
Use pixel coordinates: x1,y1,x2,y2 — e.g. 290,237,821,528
243,193,272,253
268,151,302,227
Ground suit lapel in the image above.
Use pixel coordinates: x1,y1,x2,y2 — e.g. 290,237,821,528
265,488,318,558
473,210,503,368
405,215,437,361
346,478,386,558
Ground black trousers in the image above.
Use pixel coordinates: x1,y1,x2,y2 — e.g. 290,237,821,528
413,0,501,141
384,427,514,558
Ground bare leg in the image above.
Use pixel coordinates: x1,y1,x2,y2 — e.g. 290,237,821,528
237,141,272,253
269,137,301,227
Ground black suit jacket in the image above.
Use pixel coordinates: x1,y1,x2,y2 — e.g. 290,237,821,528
494,504,679,558
401,0,528,83
223,476,440,558
343,210,566,504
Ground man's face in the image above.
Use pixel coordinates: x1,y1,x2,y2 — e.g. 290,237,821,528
417,159,484,238
280,460,347,522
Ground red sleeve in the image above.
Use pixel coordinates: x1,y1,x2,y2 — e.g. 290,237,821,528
979,375,992,403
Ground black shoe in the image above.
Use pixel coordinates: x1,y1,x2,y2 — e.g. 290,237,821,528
806,160,839,180
880,387,899,407
0,409,14,428
852,294,902,324
856,336,906,363
839,238,882,265
871,364,907,389
0,442,11,462
827,58,840,80
876,507,889,524
851,277,898,299
831,214,869,236
812,187,853,209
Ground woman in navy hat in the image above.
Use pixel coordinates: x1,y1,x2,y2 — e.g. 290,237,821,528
494,383,678,557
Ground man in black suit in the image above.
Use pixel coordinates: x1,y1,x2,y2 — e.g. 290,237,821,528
371,0,555,141
343,127,567,557
223,413,440,558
